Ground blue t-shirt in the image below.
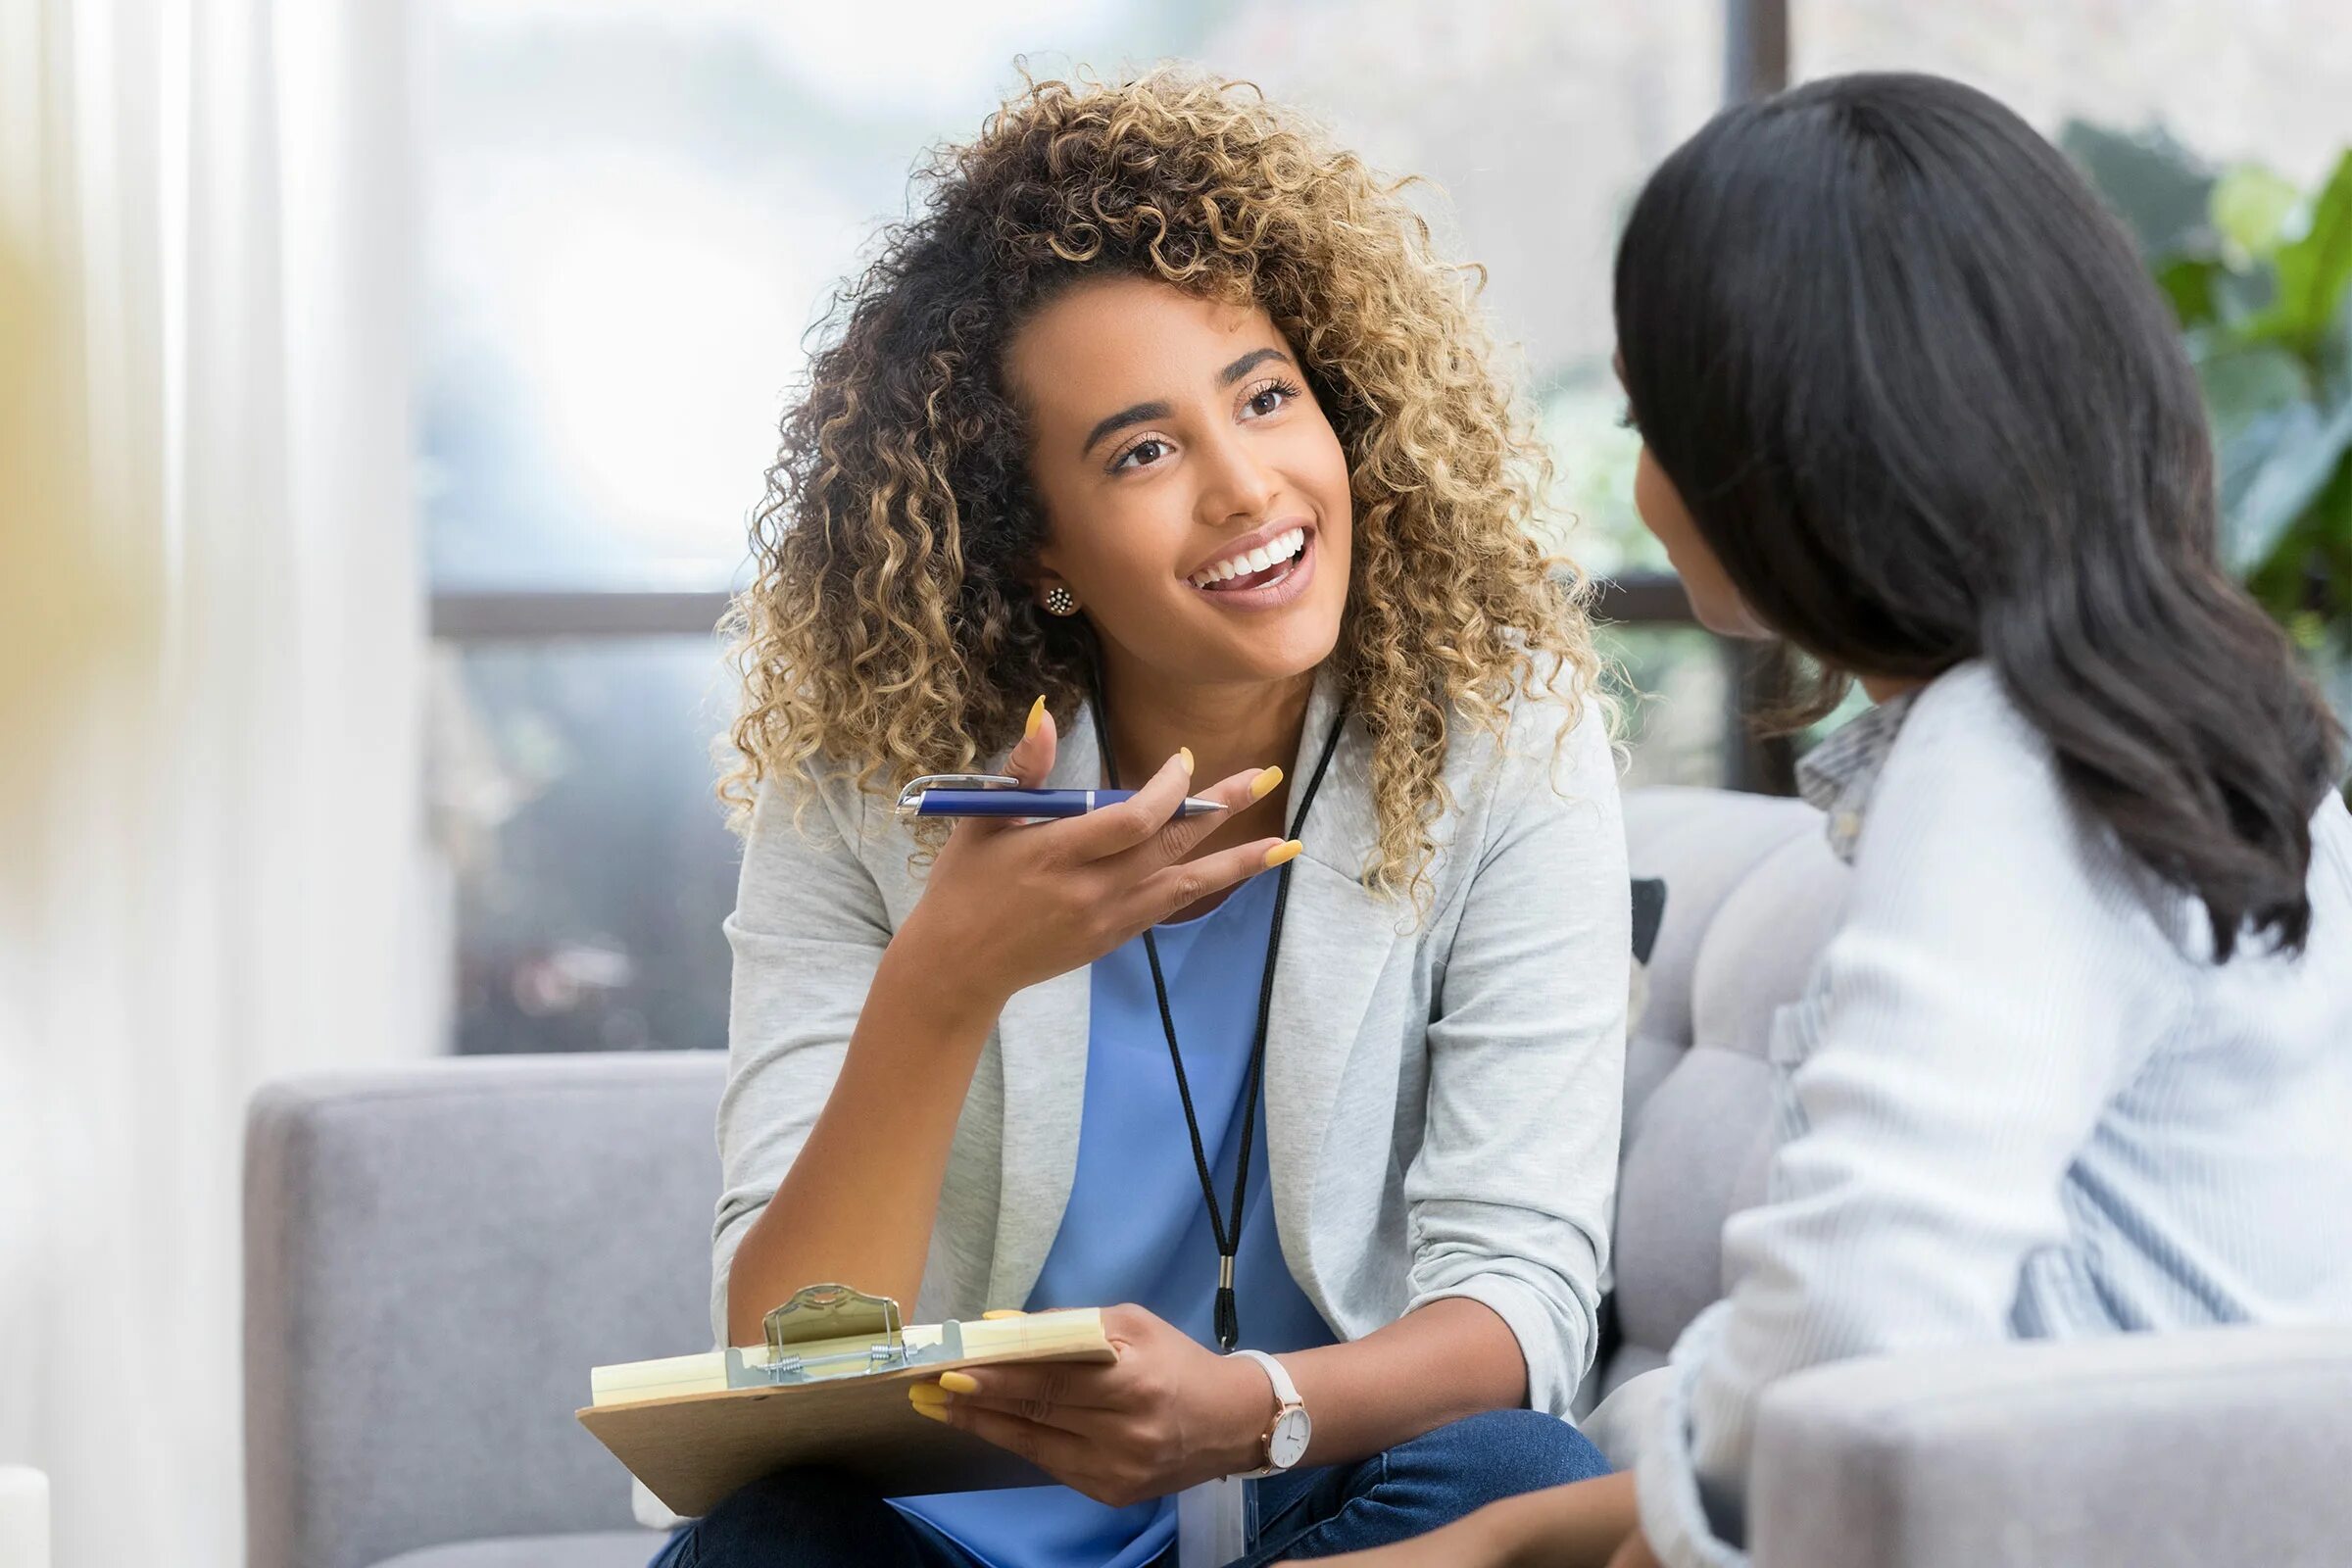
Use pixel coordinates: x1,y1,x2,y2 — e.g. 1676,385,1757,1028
891,869,1337,1566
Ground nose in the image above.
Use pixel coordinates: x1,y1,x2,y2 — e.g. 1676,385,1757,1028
1192,422,1277,527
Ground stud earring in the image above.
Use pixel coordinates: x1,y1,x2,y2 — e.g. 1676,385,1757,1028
1044,586,1079,616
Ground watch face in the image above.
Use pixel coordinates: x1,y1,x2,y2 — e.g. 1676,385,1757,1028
1269,1407,1312,1470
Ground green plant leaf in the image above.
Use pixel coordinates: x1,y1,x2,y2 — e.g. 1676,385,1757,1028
2216,263,2279,327
2159,257,2224,326
2263,151,2352,348
2212,165,2302,262
2321,273,2352,403
2196,341,2309,438
2225,397,2352,575
2061,120,2215,260
2171,260,2275,330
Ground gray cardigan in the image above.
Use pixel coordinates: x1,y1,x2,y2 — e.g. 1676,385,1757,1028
710,665,1631,1414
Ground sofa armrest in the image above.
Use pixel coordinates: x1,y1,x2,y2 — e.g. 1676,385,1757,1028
1747,1326,2352,1568
244,1052,725,1568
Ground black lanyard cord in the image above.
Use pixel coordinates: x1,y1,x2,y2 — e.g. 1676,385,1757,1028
1087,679,1349,1350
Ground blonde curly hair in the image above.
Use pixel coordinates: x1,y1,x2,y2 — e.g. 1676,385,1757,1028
719,69,1603,904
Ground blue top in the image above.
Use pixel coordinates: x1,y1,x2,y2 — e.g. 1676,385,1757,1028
890,869,1337,1566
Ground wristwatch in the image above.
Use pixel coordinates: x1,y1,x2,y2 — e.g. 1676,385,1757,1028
1229,1348,1311,1476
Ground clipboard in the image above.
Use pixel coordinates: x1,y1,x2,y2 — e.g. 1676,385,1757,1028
576,1284,1119,1517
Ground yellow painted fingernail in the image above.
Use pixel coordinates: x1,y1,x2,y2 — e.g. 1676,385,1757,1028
938,1371,982,1395
1179,747,1195,774
910,1399,950,1423
1249,765,1283,801
1025,696,1046,740
1264,840,1303,869
981,1309,1028,1320
908,1383,952,1405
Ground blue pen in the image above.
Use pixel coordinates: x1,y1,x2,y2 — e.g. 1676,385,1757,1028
894,772,1225,819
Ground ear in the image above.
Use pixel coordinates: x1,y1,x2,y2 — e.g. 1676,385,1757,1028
1027,560,1072,610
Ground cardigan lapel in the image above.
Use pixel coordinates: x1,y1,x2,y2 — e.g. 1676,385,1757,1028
1259,669,1400,1301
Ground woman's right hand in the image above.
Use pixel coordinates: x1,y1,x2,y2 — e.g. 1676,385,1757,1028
893,697,1296,1014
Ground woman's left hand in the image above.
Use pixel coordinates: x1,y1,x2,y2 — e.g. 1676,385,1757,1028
1315,1523,1664,1568
908,1303,1274,1508
1311,1490,1660,1568
1303,1510,1519,1567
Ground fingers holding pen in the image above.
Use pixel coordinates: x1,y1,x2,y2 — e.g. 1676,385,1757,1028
956,696,1059,846
1135,762,1284,871
1130,832,1301,926
903,704,1305,999
1004,696,1058,787
1044,748,1200,862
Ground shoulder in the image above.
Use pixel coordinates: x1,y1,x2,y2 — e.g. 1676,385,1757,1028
734,758,903,932
1446,648,1618,817
1855,662,2188,951
741,757,876,860
1867,662,2071,843
1422,649,1622,905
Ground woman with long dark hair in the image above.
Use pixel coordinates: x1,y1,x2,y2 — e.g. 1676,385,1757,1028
1330,70,2352,1568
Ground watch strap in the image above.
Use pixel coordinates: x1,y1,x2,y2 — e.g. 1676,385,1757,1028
1229,1348,1304,1477
1229,1348,1301,1409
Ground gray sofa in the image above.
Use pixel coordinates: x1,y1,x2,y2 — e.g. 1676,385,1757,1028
243,786,2352,1568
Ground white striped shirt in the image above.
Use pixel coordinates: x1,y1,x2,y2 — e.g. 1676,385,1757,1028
1638,662,2352,1568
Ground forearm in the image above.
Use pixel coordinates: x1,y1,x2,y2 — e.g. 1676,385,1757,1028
1277,1296,1529,1468
724,934,1002,1344
1472,1472,1642,1568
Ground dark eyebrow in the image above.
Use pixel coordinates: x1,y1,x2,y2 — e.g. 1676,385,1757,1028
1077,349,1296,459
1080,399,1173,460
1217,347,1290,386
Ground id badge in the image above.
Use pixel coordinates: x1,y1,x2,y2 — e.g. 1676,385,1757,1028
1175,1473,1248,1566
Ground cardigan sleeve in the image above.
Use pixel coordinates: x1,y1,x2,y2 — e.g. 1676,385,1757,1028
1404,678,1630,1414
708,769,894,1344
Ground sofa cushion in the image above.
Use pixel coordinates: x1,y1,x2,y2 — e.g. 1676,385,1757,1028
1602,788,1848,1399
246,1053,726,1568
373,1531,668,1568
1609,1046,1780,1396
1618,789,1822,1126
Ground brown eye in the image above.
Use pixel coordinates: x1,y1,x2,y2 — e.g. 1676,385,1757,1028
1113,437,1171,471
1241,377,1303,420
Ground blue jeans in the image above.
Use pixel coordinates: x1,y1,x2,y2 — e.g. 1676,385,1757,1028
649,1406,1609,1566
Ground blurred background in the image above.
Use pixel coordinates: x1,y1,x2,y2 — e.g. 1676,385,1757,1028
4,1,2348,1564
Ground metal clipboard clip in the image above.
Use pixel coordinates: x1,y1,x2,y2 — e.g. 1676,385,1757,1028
723,1283,965,1389
893,773,1019,818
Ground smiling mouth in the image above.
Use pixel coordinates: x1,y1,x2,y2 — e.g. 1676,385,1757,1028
1188,525,1309,593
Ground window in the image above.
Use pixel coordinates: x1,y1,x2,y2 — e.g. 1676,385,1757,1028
1793,0,2351,184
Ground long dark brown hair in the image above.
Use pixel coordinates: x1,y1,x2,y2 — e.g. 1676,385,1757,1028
1616,72,2344,959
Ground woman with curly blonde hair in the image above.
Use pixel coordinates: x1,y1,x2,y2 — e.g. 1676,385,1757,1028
667,70,1630,1568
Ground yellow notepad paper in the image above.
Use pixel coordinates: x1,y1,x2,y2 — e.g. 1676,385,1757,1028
577,1303,1117,1514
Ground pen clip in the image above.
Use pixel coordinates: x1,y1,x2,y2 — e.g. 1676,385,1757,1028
894,772,1021,816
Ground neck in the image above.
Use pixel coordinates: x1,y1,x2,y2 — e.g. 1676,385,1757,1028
1094,644,1315,831
1859,672,1931,706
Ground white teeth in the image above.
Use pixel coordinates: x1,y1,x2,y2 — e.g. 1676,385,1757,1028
1189,528,1306,589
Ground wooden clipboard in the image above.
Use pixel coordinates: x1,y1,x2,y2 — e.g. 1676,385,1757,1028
576,1286,1117,1516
